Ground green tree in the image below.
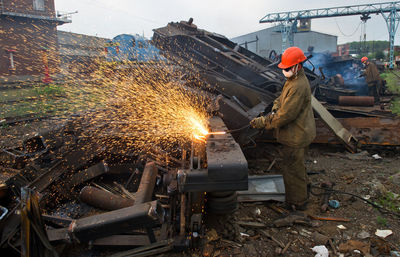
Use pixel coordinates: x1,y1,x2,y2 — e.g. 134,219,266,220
375,50,385,60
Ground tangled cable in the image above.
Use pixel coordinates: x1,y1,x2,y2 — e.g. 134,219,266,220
310,184,400,218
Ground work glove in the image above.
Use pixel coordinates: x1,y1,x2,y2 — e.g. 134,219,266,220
250,116,266,129
264,115,274,130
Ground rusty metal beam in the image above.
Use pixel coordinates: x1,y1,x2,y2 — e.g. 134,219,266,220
311,95,358,152
91,235,153,246
314,117,400,146
135,162,158,204
79,186,134,211
338,96,374,107
68,201,164,243
42,214,73,228
67,161,109,188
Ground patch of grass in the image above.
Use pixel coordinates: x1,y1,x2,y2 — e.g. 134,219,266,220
377,191,400,213
33,84,65,97
376,216,387,227
381,71,400,94
388,171,400,181
0,123,9,129
390,97,400,115
0,79,114,119
0,82,105,119
0,87,38,102
381,71,400,115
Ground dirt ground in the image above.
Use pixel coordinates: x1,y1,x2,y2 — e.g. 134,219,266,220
1,120,399,257
191,143,400,257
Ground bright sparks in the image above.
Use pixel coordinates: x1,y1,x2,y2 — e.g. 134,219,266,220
190,116,226,142
81,63,216,152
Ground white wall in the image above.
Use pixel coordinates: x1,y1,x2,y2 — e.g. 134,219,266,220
231,27,337,57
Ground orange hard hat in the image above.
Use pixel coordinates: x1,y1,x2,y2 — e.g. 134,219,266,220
278,47,307,69
361,56,368,63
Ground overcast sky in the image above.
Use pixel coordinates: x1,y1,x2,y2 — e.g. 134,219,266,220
55,0,396,44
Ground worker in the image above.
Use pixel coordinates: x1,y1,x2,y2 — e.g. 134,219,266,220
250,47,316,211
361,56,381,102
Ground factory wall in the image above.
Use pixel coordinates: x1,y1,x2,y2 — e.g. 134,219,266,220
231,27,337,58
294,31,337,54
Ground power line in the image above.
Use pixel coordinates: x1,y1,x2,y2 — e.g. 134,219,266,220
334,18,362,37
78,0,162,25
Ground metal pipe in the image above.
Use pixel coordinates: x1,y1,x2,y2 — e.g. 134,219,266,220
180,194,186,236
68,201,164,243
134,162,158,204
181,149,186,169
79,186,134,211
338,96,374,106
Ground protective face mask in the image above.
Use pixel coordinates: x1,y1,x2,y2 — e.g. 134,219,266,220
282,69,294,78
282,64,300,78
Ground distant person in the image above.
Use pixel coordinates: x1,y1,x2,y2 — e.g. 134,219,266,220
250,47,316,211
361,56,381,102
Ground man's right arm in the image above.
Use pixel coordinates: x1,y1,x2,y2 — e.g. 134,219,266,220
272,95,281,113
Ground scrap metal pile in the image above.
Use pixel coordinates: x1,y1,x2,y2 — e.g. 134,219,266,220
0,114,248,256
152,19,400,149
0,18,399,256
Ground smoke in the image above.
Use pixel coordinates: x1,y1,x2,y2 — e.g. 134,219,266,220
304,52,368,95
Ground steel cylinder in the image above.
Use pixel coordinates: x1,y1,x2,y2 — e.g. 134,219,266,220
79,186,134,211
135,162,158,204
338,96,374,106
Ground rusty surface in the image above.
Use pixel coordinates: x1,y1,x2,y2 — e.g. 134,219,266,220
68,201,164,243
314,117,400,146
79,186,134,211
338,96,375,107
135,162,158,204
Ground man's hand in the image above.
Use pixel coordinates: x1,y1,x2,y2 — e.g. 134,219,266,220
264,115,274,130
272,103,279,113
250,114,274,130
250,116,266,129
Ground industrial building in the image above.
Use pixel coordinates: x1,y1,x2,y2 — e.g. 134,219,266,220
231,25,337,58
0,0,70,80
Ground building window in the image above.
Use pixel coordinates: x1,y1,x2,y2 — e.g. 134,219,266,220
33,0,45,11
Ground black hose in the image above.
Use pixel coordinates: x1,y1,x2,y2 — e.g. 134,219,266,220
225,124,251,133
310,184,400,218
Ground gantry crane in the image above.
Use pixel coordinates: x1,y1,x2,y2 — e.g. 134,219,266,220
259,1,400,68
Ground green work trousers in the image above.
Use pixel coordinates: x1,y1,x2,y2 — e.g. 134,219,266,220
368,82,380,102
280,145,308,206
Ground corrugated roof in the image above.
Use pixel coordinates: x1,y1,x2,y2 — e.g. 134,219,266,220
57,31,109,48
57,31,109,57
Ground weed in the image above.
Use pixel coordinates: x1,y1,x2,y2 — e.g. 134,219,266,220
390,97,400,115
0,123,9,129
377,191,400,213
376,216,387,227
33,84,65,97
381,71,400,115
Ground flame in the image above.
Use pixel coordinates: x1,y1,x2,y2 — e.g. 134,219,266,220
189,117,209,136
190,117,226,142
208,131,226,135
